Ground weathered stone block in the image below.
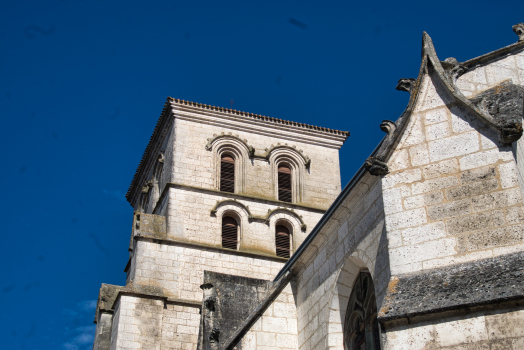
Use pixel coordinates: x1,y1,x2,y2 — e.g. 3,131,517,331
459,147,514,171
382,169,422,189
386,208,427,231
460,166,496,183
428,199,471,221
411,176,459,195
428,131,480,162
423,159,459,179
499,162,519,189
447,210,504,235
409,144,430,166
402,221,447,245
445,178,499,200
424,107,449,125
467,224,524,250
426,122,450,141
471,188,522,212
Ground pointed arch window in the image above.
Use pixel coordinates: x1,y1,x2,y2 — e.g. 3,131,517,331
275,224,291,258
278,164,292,203
220,155,235,193
344,272,381,350
221,216,238,250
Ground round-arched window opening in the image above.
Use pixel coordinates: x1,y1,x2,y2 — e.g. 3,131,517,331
343,272,381,350
275,224,291,258
220,154,235,193
278,163,292,203
221,216,238,250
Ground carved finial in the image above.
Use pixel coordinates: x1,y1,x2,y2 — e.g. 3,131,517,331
380,120,396,136
396,78,416,93
513,23,524,42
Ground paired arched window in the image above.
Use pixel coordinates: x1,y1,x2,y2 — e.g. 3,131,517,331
221,216,238,250
278,164,292,202
344,272,381,350
275,224,291,258
220,155,235,193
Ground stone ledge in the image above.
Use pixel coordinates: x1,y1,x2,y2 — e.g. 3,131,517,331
379,251,524,322
135,234,289,263
154,182,327,214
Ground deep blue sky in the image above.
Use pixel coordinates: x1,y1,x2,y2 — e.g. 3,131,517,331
1,1,523,349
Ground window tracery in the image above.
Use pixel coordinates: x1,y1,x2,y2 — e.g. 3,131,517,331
343,272,381,350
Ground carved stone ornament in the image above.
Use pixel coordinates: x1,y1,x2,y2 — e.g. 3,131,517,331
141,181,153,193
441,57,468,83
364,157,389,176
395,78,416,93
380,120,397,136
157,152,164,163
469,81,524,144
513,23,524,42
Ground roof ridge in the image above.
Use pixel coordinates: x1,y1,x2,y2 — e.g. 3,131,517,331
168,97,350,136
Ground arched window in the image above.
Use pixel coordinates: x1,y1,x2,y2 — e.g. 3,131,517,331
220,155,235,193
275,224,291,258
278,164,292,202
221,216,238,250
344,272,381,350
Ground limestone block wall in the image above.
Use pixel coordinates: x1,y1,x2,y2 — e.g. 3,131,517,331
233,284,299,350
165,186,323,255
129,240,285,300
170,117,342,209
456,52,524,98
383,304,524,350
109,295,200,350
293,176,388,350
383,68,524,276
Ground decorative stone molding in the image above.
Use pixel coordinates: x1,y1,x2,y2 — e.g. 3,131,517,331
205,133,255,157
207,134,252,193
263,207,307,231
364,157,389,176
513,23,524,42
210,199,253,221
263,144,311,169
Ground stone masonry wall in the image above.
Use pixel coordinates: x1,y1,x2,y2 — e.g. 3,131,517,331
294,175,388,350
170,117,341,209
129,240,285,300
233,283,299,350
165,186,323,255
383,304,524,350
383,65,524,276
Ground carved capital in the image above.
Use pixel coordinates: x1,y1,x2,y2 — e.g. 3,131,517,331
513,23,524,42
396,78,416,93
380,120,397,136
364,157,389,176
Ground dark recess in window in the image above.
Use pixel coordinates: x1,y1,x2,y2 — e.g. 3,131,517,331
220,155,235,193
275,225,291,258
222,216,238,250
278,165,292,202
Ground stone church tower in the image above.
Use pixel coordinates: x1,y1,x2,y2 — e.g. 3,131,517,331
94,23,524,350
91,99,349,349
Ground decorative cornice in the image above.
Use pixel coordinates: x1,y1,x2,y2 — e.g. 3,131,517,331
169,97,350,137
205,134,255,157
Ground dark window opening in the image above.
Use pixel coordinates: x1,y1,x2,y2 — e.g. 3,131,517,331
344,272,381,350
275,224,291,258
220,155,235,193
222,216,238,250
278,164,292,202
